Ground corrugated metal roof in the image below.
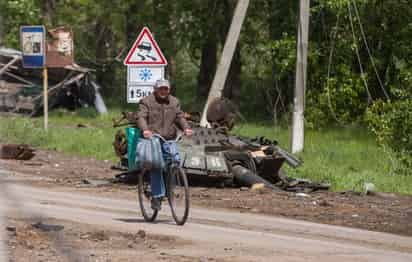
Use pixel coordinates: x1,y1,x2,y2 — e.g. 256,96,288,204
0,47,22,57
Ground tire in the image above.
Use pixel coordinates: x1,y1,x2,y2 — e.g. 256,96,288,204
167,166,190,225
137,169,158,222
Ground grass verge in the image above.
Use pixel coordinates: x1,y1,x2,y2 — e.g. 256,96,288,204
1,109,411,194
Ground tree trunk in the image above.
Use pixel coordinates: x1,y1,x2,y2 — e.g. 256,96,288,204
94,21,113,96
126,2,144,44
0,11,3,46
168,56,177,95
197,35,217,98
266,0,298,110
221,0,242,103
44,0,57,25
223,45,241,101
152,0,178,82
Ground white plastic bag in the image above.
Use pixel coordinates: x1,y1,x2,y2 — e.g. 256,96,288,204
135,137,165,170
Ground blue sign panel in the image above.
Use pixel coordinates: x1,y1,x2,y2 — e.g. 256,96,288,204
20,26,45,68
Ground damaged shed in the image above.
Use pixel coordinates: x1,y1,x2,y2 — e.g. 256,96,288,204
0,47,107,116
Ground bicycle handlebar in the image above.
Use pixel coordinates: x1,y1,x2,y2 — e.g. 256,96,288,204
152,133,184,143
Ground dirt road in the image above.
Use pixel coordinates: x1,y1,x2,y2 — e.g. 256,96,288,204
1,170,412,261
0,192,8,262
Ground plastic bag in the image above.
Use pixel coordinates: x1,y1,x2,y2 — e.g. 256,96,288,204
135,137,165,170
162,141,181,166
126,127,140,170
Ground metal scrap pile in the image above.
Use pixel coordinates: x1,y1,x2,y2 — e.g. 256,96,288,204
111,99,330,193
0,47,106,116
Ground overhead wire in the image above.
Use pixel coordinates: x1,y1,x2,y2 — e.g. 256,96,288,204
325,7,344,124
347,1,373,104
351,0,390,100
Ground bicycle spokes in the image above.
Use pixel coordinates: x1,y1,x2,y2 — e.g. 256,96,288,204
167,167,189,225
138,170,158,222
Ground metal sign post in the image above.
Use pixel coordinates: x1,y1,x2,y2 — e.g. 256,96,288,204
124,27,168,103
43,67,48,130
20,26,48,130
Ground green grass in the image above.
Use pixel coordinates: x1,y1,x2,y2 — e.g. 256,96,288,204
232,124,412,194
0,108,121,162
1,109,411,194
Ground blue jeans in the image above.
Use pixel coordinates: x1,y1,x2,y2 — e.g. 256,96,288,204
150,140,181,198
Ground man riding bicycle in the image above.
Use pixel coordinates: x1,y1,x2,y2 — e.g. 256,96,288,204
136,79,193,211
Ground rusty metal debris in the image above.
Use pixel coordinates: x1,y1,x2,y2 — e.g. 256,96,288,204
0,144,35,160
46,27,74,68
0,47,107,116
206,98,236,130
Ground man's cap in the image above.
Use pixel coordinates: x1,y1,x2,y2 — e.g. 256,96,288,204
154,79,170,89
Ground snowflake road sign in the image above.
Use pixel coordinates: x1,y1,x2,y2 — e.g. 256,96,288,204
139,68,152,81
127,66,164,85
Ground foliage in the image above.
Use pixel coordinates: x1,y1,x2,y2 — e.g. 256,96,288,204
0,0,41,47
1,0,412,171
366,100,412,174
0,109,120,161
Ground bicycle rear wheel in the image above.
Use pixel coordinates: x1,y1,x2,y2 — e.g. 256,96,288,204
137,169,158,222
167,166,190,225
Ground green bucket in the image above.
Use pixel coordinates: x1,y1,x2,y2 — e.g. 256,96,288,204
126,127,141,170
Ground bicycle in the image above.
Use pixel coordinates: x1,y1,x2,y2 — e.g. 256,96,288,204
137,134,190,225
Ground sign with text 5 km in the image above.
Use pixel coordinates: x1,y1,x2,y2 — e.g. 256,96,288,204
124,27,167,103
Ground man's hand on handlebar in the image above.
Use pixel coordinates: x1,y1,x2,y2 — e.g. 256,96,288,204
143,129,193,139
184,128,193,137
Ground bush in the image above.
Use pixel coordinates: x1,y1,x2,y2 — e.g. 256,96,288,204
366,100,412,174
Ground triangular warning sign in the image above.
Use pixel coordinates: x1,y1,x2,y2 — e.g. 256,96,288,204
123,27,168,66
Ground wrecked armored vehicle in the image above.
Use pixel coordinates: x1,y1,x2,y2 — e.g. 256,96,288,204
112,99,329,192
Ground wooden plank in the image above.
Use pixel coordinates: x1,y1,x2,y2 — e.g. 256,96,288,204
0,56,20,76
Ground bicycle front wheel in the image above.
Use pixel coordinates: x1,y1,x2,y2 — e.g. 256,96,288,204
167,166,190,225
137,169,158,222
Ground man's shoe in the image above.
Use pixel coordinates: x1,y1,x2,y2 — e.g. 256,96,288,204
151,197,162,211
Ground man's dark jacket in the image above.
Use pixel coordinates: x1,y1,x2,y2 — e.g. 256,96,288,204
137,94,189,140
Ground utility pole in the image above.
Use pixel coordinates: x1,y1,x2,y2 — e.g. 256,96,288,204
200,0,250,127
291,0,310,153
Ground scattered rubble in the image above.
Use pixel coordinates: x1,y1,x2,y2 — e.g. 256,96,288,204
0,47,107,116
0,144,35,160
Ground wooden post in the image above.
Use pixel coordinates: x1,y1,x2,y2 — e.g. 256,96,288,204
200,0,250,127
43,67,48,131
291,0,310,153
